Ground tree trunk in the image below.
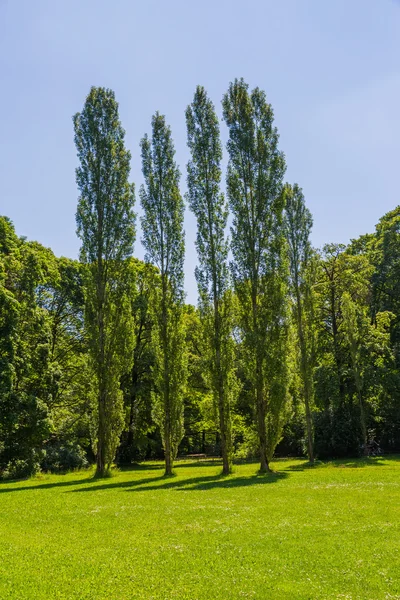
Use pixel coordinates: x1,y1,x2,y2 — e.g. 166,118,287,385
252,285,270,474
219,401,231,474
164,435,173,476
216,339,231,475
296,288,314,464
96,388,106,476
304,393,314,463
256,383,270,473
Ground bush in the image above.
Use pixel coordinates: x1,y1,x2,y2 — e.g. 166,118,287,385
0,393,51,479
3,449,43,479
41,441,88,473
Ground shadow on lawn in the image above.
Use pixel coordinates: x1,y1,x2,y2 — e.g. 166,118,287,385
285,455,398,471
70,470,288,494
0,463,164,494
0,476,95,494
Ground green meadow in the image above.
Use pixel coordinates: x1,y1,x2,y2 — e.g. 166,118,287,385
0,457,399,600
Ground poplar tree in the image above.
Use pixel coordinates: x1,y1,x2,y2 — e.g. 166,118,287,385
222,79,289,473
186,86,236,474
285,183,316,463
140,113,187,476
74,87,136,477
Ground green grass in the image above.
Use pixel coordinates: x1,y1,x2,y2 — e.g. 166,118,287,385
1,457,400,599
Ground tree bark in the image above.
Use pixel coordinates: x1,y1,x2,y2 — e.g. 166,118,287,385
164,435,173,476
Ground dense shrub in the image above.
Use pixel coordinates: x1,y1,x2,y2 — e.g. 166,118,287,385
41,440,88,473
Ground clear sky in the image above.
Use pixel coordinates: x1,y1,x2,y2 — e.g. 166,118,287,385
1,0,399,304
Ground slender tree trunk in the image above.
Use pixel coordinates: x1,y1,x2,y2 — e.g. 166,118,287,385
96,386,106,476
161,272,174,476
256,368,269,473
218,395,231,474
214,298,231,475
96,243,107,477
296,286,315,464
251,285,270,473
304,392,314,463
164,434,173,476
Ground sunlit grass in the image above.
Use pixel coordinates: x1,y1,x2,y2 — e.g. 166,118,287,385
0,456,399,599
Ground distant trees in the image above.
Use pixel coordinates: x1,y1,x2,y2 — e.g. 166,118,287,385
74,87,136,477
186,86,236,475
223,79,290,472
140,113,187,476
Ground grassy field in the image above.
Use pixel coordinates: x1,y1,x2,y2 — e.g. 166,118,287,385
0,457,399,600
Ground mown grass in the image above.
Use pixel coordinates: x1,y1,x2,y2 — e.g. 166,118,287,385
0,457,399,599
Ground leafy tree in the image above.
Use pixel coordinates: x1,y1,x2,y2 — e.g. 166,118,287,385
140,112,187,475
38,257,94,457
370,207,400,359
313,245,375,457
341,290,396,453
119,259,158,463
0,218,53,478
0,217,19,395
222,78,290,472
315,244,372,403
74,87,136,476
0,392,51,478
186,85,236,474
341,292,368,450
367,207,400,449
285,183,316,462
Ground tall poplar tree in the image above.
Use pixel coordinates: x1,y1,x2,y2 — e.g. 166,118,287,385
140,112,187,476
74,87,136,477
222,79,289,473
285,183,316,463
186,86,235,474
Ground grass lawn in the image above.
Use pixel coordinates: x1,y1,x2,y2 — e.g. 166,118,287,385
0,457,399,599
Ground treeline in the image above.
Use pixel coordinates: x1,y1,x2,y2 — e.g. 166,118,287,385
1,81,399,479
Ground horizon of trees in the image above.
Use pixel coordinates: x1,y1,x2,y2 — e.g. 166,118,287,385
1,81,399,479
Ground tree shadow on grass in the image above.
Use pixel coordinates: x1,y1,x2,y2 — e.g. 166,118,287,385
173,459,224,469
119,463,165,472
0,475,96,494
143,471,288,492
285,455,400,471
70,470,288,494
0,463,167,493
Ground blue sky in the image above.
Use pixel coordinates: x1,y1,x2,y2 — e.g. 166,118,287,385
1,0,399,303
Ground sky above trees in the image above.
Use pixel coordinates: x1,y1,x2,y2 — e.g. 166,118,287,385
0,0,399,303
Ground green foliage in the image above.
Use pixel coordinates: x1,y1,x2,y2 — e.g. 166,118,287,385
0,392,51,478
41,440,89,473
2,85,400,480
140,112,187,475
223,78,290,471
284,183,316,461
186,86,236,473
74,87,136,475
118,260,158,464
